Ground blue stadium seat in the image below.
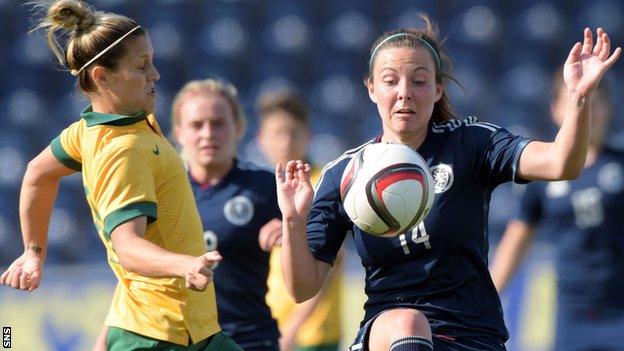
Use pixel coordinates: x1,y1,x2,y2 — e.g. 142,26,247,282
321,11,375,53
0,188,20,266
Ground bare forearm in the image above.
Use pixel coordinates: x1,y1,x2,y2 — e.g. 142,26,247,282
490,221,535,292
519,91,590,181
114,235,193,278
281,219,326,302
552,90,591,178
18,172,61,258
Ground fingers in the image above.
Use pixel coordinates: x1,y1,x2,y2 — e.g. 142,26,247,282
0,269,8,285
275,162,284,184
566,42,582,64
198,266,212,277
259,219,282,251
593,28,604,56
604,47,622,69
20,271,30,290
202,251,222,268
285,160,297,181
581,27,593,55
265,228,283,251
10,268,21,289
599,31,610,60
29,271,41,291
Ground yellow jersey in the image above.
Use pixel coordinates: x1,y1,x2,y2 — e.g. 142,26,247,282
50,107,220,345
265,168,342,346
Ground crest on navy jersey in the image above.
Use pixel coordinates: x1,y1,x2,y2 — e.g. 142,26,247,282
224,196,254,226
203,230,218,251
430,164,454,194
597,162,624,194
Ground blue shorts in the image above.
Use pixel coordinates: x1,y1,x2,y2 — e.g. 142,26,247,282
349,311,506,351
555,305,624,351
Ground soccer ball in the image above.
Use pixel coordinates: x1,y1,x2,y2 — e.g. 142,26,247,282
339,143,435,237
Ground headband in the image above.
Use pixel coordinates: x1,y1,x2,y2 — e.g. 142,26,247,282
71,25,142,76
369,33,441,69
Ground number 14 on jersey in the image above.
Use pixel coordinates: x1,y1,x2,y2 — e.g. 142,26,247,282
399,222,431,255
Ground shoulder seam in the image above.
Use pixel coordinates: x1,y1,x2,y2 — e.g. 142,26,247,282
314,140,373,192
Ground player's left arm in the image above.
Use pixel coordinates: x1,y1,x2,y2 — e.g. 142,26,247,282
518,28,620,181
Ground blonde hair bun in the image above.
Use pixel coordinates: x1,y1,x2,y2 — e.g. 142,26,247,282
48,0,96,31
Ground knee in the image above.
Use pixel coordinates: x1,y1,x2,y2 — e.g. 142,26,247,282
387,309,431,338
369,308,431,350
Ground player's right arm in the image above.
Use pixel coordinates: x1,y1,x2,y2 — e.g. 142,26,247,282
110,217,221,291
276,160,331,302
490,220,536,293
0,147,76,291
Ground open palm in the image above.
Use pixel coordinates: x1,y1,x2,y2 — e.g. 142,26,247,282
275,160,314,221
564,28,621,96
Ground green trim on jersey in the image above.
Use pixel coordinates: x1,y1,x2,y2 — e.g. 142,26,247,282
81,105,147,127
50,136,82,171
103,201,157,238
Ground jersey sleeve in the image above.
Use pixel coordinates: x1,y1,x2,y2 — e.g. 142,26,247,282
306,165,351,265
90,147,158,238
514,182,544,225
467,120,532,186
50,121,84,171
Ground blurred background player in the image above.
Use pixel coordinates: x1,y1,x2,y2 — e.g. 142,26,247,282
0,1,240,350
274,14,620,351
490,67,624,351
171,78,282,351
257,91,343,351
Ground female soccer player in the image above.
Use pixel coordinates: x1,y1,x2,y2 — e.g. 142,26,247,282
274,14,620,351
171,79,282,350
257,91,342,351
490,68,624,351
0,1,240,350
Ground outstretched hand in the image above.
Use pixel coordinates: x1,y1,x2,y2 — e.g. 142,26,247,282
0,252,43,292
275,160,314,222
564,28,621,96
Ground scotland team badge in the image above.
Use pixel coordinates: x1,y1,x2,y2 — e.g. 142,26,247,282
224,196,254,226
430,164,454,194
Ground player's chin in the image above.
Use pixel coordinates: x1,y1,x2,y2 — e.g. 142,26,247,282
393,122,420,134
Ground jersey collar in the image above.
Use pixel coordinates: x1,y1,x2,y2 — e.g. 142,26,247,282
81,105,147,127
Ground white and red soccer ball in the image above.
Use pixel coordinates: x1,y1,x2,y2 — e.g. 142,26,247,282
340,143,435,237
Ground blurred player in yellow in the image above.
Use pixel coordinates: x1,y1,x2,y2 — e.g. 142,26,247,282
0,1,242,350
257,91,343,351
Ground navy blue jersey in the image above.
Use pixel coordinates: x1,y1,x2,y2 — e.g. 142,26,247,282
308,117,531,341
190,159,280,348
516,147,624,309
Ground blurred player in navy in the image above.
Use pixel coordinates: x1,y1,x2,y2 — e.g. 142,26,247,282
257,91,343,351
171,79,281,350
490,68,624,351
273,14,620,351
